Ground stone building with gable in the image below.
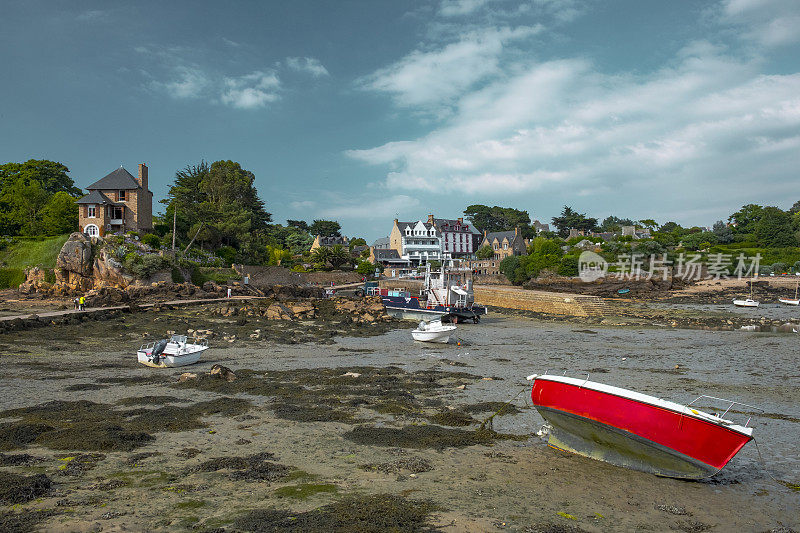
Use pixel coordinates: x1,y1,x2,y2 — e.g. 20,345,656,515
76,164,153,237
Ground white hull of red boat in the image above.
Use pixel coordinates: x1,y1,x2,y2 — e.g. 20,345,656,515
733,298,759,307
411,320,457,343
527,374,756,479
778,298,799,306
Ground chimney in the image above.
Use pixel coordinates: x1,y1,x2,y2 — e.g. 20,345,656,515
457,217,463,224
515,226,520,236
137,163,148,191
393,218,399,226
427,214,434,224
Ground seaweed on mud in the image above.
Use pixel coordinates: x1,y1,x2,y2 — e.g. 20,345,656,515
55,453,105,476
232,493,440,532
177,447,201,459
0,509,59,533
360,456,433,474
0,397,250,452
273,483,337,499
0,472,52,504
126,451,162,465
0,452,44,466
525,524,589,533
116,395,188,406
426,409,477,427
63,383,110,391
272,402,354,423
192,452,291,482
343,424,519,449
461,401,522,416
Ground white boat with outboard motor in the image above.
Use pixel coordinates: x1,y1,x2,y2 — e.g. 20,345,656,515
733,281,759,307
137,334,209,368
411,319,457,343
779,281,799,305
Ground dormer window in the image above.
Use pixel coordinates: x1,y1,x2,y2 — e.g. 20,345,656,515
118,190,126,201
87,205,96,218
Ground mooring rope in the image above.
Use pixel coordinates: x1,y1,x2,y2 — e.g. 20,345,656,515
480,386,529,430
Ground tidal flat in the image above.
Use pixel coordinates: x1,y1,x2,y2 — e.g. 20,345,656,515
0,307,798,532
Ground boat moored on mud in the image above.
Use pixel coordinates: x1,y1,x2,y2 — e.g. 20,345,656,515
527,373,759,479
366,264,488,322
411,319,457,343
137,335,209,368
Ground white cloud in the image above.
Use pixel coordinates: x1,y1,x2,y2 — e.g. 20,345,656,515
76,9,109,22
349,38,800,211
720,0,800,47
155,66,209,99
220,71,281,109
290,200,317,210
358,26,542,111
315,194,422,220
286,57,329,77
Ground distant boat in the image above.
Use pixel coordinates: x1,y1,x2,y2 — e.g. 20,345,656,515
138,335,209,367
617,288,630,294
779,282,799,306
411,319,456,343
734,281,759,307
527,374,759,479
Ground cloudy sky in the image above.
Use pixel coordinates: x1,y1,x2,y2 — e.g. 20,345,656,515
2,0,799,239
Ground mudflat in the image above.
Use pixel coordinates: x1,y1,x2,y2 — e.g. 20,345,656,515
0,306,797,532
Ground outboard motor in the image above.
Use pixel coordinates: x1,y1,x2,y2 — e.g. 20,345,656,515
151,339,168,365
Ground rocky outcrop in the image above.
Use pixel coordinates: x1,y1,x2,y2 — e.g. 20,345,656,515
57,233,94,277
332,296,390,323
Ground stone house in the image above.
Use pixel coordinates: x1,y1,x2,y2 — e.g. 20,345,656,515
481,228,529,260
310,235,349,251
77,164,153,237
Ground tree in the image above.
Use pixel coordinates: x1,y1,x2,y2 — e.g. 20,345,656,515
728,204,764,234
287,219,310,231
40,192,78,235
600,216,634,233
476,245,494,259
712,220,733,244
356,260,376,276
789,201,800,215
551,206,598,237
309,220,341,237
638,219,658,231
0,159,81,235
285,232,313,255
463,205,531,234
162,160,272,254
349,238,367,249
659,221,681,233
681,231,717,251
755,207,797,247
328,245,350,269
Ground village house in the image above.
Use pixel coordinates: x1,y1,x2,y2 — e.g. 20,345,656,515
430,215,481,260
310,234,349,251
77,164,153,237
389,219,442,265
532,220,550,233
470,227,529,275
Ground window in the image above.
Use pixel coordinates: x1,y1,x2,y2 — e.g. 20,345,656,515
111,206,123,220
84,224,99,237
118,190,126,201
503,243,508,250
87,205,96,218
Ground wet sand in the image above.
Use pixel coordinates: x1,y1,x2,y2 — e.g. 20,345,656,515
0,306,798,532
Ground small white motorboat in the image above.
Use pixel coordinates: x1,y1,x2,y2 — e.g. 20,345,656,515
411,319,457,343
779,282,799,305
137,334,209,367
733,298,759,307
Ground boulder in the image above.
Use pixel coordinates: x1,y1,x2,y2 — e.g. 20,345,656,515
178,372,198,382
57,232,94,277
210,364,237,382
266,302,294,320
92,248,132,288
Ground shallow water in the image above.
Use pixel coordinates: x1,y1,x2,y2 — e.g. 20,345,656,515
650,300,800,321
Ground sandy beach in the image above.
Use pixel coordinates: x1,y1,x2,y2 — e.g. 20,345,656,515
0,302,798,532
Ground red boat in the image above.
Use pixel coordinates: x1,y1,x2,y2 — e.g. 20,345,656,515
527,374,758,479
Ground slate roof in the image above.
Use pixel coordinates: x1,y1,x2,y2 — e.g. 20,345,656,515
433,218,478,234
484,230,518,244
76,190,119,205
397,221,435,230
372,237,390,248
86,167,141,191
372,249,407,262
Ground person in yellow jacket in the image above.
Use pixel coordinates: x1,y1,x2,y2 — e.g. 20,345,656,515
78,295,86,311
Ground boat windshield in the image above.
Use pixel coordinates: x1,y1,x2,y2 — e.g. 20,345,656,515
170,335,187,343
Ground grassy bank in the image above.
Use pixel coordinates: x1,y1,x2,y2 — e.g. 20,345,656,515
0,235,69,289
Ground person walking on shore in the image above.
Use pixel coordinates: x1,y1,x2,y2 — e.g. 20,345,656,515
73,297,79,310
227,287,232,299
78,295,85,311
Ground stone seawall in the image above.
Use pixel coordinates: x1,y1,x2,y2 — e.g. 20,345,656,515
379,280,608,317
